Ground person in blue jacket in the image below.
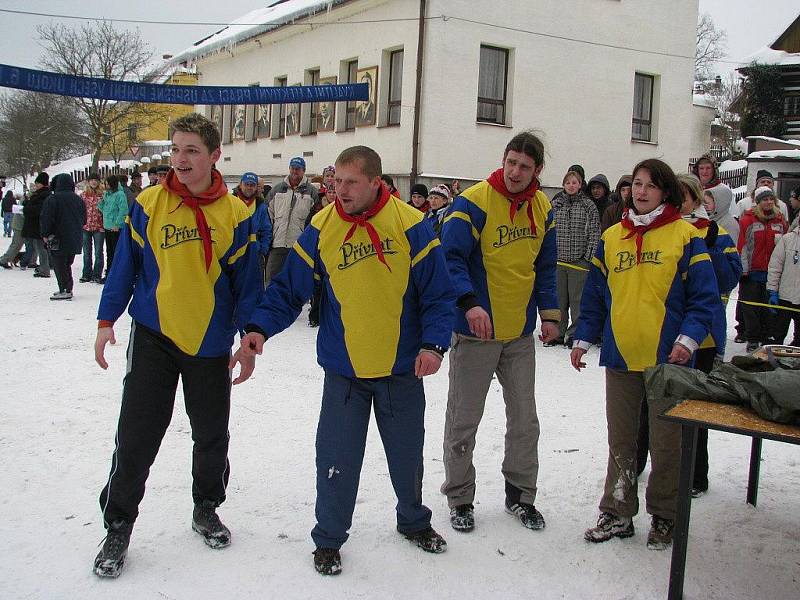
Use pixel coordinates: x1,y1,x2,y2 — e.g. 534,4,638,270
232,171,272,287
570,159,719,551
232,145,456,576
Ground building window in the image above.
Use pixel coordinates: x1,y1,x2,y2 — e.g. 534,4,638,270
786,95,800,118
387,50,403,126
632,72,655,142
308,69,320,134
477,45,508,124
274,77,287,139
346,60,358,131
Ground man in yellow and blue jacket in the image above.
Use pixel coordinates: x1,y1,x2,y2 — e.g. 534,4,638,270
235,145,455,576
440,131,560,533
92,113,262,578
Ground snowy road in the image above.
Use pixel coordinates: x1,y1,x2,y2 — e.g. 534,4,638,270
1,268,798,599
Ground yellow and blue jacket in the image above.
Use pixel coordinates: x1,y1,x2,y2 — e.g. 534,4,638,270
246,196,455,378
440,180,560,340
97,185,262,357
696,223,742,354
574,218,719,372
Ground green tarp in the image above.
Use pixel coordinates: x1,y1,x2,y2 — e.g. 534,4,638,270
644,355,800,425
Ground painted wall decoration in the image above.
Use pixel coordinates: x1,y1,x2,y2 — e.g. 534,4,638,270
210,105,223,133
285,84,301,135
355,66,377,127
317,76,337,132
231,104,246,140
256,104,271,138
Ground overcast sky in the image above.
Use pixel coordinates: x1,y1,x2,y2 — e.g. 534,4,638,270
0,1,798,74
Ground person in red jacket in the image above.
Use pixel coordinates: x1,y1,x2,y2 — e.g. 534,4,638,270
737,186,787,351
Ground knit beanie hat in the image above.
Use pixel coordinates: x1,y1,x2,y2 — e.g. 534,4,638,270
410,183,428,197
429,184,452,200
567,164,585,183
755,170,774,183
754,186,775,203
34,172,49,186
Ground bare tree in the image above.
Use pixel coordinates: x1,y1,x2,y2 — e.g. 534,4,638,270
695,14,727,80
706,74,743,156
37,20,170,170
0,91,87,189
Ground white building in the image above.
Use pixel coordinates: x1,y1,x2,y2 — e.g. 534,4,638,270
172,0,705,196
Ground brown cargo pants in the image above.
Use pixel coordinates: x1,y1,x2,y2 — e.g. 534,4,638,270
599,368,681,520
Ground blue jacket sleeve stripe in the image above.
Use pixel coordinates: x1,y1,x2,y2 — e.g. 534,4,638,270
678,237,718,346
247,226,319,337
533,208,559,313
97,205,145,323
574,240,608,344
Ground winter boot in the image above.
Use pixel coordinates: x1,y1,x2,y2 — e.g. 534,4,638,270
192,503,231,549
312,547,342,575
93,520,132,578
505,501,546,530
646,515,674,550
449,504,475,532
401,526,447,553
584,512,634,543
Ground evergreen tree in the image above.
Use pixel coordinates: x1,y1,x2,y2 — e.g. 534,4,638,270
739,62,785,138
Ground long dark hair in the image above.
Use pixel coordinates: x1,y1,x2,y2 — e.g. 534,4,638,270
632,158,683,208
105,174,119,192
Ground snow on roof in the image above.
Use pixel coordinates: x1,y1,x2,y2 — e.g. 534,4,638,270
748,149,800,160
740,45,800,67
692,93,716,109
171,0,348,65
746,136,800,148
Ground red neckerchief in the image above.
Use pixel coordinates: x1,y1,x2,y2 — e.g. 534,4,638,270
690,218,711,230
487,168,539,235
163,168,228,272
703,178,721,190
411,200,430,213
334,182,392,271
620,203,681,264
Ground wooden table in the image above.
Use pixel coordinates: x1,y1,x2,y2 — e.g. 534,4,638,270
659,400,800,600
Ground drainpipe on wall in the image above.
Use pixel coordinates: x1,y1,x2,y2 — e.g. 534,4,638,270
410,0,427,187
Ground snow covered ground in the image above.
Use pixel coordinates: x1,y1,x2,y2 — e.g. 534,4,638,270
1,268,798,599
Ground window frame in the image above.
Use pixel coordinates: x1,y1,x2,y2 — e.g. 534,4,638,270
632,72,655,142
273,77,288,139
307,69,320,135
387,49,403,127
346,60,358,131
476,45,509,125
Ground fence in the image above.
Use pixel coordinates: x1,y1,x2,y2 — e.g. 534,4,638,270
70,164,134,186
686,162,748,193
720,166,747,190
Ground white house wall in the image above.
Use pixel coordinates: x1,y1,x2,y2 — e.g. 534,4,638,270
418,0,700,187
195,0,417,181
192,0,701,190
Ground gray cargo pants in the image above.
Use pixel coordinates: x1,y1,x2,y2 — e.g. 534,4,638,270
441,333,540,507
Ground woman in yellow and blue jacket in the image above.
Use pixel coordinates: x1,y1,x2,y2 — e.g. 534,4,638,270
570,159,720,551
